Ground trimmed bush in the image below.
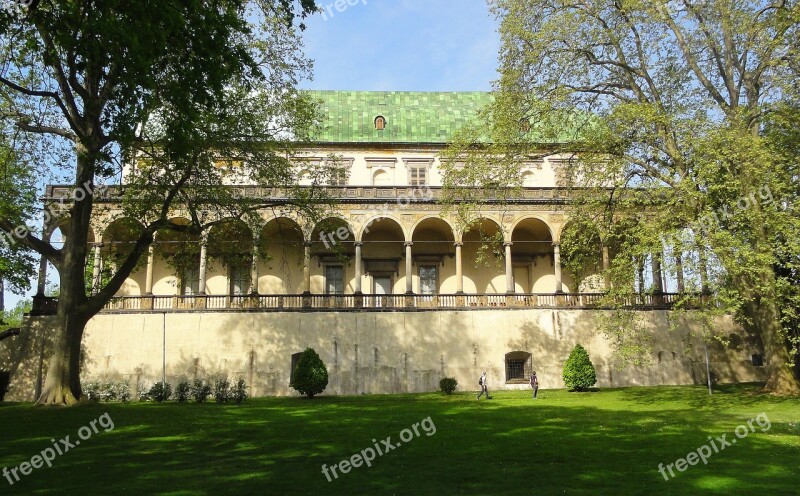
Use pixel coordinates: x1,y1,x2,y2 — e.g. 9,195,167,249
563,344,597,391
148,381,172,402
192,378,212,403
232,378,248,404
291,348,328,398
439,377,458,395
0,370,10,401
214,378,231,403
176,378,191,403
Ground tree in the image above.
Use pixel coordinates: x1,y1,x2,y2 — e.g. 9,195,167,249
452,0,800,394
291,348,328,398
563,344,597,392
0,0,321,406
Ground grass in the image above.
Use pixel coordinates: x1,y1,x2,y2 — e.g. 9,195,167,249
0,383,798,495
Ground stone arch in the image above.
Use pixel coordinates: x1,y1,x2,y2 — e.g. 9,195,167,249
357,214,409,243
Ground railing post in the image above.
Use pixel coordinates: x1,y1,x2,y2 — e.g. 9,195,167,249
142,295,154,310
195,294,207,310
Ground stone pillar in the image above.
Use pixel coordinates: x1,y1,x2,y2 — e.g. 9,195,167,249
198,235,208,295
675,251,685,293
145,245,155,294
553,243,563,294
354,242,363,294
405,242,413,294
250,242,259,294
698,245,710,295
302,241,311,294
636,256,645,294
36,255,48,296
505,242,514,294
602,245,611,289
652,252,664,294
455,242,463,294
91,243,103,294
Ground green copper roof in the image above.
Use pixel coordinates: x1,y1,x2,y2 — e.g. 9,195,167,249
307,90,492,144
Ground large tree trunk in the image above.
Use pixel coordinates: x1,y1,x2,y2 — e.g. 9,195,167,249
35,143,95,406
35,312,87,406
752,298,800,395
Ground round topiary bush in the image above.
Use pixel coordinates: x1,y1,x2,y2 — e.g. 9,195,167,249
291,348,328,398
563,344,597,391
439,377,458,395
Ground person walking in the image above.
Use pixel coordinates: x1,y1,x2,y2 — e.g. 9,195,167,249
530,371,539,399
477,371,491,400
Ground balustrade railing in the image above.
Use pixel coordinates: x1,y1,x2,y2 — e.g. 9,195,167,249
97,292,686,312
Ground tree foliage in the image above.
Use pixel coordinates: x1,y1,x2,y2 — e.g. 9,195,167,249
452,0,800,394
0,0,322,405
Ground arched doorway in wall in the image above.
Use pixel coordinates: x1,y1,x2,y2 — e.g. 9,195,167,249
505,351,533,384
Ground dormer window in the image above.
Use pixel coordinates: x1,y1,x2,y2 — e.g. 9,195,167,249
375,116,386,131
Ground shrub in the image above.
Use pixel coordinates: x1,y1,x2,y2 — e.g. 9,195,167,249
148,381,172,402
176,378,191,403
231,378,248,404
291,348,328,398
214,377,231,403
137,382,150,402
115,381,132,403
439,377,458,395
83,381,102,402
0,370,11,401
192,378,212,403
563,344,597,391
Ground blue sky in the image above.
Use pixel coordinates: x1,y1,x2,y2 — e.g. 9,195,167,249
299,0,500,91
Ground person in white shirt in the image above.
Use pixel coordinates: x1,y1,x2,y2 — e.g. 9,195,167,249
477,371,491,399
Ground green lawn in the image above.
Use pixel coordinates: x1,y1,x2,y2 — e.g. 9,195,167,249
0,383,798,495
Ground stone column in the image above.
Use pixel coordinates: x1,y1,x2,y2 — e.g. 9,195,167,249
354,242,363,294
36,255,48,296
91,243,103,294
675,251,685,293
505,242,514,294
145,245,155,294
652,252,664,294
250,242,259,294
455,242,463,294
405,242,413,294
602,245,611,289
553,243,563,294
198,235,208,295
302,241,311,294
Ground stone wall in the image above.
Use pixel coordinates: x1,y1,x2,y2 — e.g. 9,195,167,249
1,309,765,401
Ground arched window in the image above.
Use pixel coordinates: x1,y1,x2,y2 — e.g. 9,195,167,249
505,351,532,383
375,115,386,131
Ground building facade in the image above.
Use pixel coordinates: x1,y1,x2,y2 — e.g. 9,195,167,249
4,92,764,400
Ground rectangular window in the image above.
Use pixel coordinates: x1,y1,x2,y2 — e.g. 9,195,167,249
409,165,428,187
326,265,344,295
419,265,438,295
230,264,250,296
181,268,199,296
328,167,349,186
506,359,526,381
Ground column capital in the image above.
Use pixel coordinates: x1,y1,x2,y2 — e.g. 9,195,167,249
454,242,463,247
355,241,364,247
404,241,413,247
504,242,513,247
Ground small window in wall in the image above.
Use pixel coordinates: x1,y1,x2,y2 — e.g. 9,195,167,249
181,268,200,295
419,265,438,295
409,165,428,187
328,167,349,186
505,351,532,383
375,116,386,131
230,263,250,296
325,265,344,295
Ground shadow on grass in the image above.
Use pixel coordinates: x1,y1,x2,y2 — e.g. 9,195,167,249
0,387,798,496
